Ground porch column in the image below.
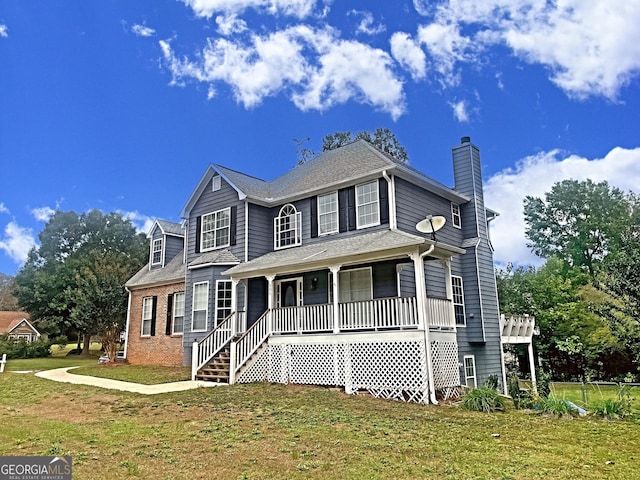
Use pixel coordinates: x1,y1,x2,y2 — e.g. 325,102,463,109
440,259,456,329
266,274,276,334
528,342,538,395
410,250,437,404
329,265,341,333
230,278,240,336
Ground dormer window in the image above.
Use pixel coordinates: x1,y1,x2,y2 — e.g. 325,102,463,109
274,204,301,249
151,239,162,265
451,203,461,228
212,175,221,192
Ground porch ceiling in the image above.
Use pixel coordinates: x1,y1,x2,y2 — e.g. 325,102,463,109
223,229,465,279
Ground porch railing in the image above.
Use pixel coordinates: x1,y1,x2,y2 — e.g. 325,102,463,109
231,310,271,381
338,296,419,330
272,304,334,333
193,311,245,375
426,297,455,330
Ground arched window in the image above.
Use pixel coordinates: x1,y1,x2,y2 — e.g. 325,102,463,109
274,204,302,249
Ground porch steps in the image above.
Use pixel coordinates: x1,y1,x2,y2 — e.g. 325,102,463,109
195,345,231,383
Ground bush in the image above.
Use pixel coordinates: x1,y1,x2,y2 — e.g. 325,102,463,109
536,398,578,417
462,387,505,413
590,385,633,420
484,374,500,391
507,374,533,410
0,334,51,359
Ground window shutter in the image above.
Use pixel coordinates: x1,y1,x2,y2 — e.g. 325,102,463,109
338,188,348,233
347,186,356,231
310,196,318,238
379,178,389,225
230,206,237,246
150,296,158,337
195,216,202,253
166,294,173,336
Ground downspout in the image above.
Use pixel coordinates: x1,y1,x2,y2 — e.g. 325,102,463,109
382,170,397,230
123,287,132,359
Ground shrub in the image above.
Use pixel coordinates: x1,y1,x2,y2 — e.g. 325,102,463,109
484,374,500,391
0,334,51,359
507,373,533,410
535,368,551,399
462,387,505,413
536,398,578,417
590,385,633,420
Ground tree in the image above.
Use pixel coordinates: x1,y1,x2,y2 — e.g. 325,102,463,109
523,179,632,277
0,273,19,310
322,127,409,163
14,210,148,357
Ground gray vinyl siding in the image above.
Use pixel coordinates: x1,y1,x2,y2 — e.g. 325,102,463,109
303,270,329,305
247,203,273,260
398,263,415,297
186,175,245,265
394,176,464,246
372,260,400,298
165,235,183,264
425,261,447,298
246,277,267,326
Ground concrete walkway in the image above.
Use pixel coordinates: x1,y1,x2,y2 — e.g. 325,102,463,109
35,367,220,395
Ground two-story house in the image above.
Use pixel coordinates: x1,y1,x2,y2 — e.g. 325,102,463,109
125,137,513,403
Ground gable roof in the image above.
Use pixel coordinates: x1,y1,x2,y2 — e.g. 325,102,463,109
0,311,38,335
154,219,184,237
126,250,185,289
181,140,469,217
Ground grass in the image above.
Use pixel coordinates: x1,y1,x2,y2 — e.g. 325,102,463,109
1,360,640,479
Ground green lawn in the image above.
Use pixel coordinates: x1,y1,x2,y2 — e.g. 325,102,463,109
1,359,639,479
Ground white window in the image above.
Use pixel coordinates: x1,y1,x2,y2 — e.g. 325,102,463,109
151,238,162,265
201,208,230,251
464,355,477,388
141,297,153,336
172,292,185,335
274,204,302,249
330,268,373,303
192,282,209,332
215,280,233,325
318,192,338,235
452,275,466,326
451,203,461,228
212,175,221,192
356,181,380,228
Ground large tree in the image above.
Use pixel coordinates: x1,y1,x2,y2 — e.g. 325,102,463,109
322,128,409,163
14,210,148,357
523,179,632,277
0,273,19,310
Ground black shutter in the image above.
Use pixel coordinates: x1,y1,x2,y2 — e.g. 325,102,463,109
150,296,157,337
230,206,237,246
195,216,202,253
347,186,356,231
379,178,389,225
338,189,348,233
166,294,173,336
310,196,318,238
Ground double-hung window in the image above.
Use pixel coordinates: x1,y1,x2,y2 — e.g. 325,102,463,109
329,267,373,303
192,282,209,332
318,192,338,235
356,181,380,228
151,238,162,265
451,203,461,228
201,208,230,251
141,297,154,336
275,204,302,249
451,275,466,326
215,280,233,325
172,292,185,335
464,355,477,387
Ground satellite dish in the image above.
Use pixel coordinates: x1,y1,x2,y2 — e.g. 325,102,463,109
416,215,446,234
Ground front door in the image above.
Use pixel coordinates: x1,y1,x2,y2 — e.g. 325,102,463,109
275,277,303,307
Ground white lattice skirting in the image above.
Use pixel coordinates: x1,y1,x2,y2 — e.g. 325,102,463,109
236,336,459,404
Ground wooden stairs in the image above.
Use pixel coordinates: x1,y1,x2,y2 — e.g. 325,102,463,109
195,343,231,383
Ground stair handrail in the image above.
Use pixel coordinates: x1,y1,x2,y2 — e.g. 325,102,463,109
194,312,237,374
231,309,271,379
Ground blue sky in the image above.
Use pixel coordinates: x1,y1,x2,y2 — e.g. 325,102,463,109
1,0,639,276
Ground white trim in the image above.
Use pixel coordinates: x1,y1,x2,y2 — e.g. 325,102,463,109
355,180,380,229
201,207,231,252
451,275,466,327
172,292,185,335
192,281,209,332
214,279,233,326
451,202,461,229
212,175,221,192
464,355,477,388
151,238,163,266
318,192,339,236
274,277,304,308
141,297,153,337
274,204,302,249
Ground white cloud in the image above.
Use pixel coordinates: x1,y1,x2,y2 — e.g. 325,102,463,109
31,206,56,222
390,32,426,81
131,24,156,37
215,14,247,35
118,210,156,235
449,99,468,122
349,10,386,36
180,0,318,19
413,0,640,99
0,221,36,265
0,203,9,214
0,25,7,38
160,25,406,119
485,146,640,266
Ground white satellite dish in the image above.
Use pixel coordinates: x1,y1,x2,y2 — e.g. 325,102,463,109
416,215,446,238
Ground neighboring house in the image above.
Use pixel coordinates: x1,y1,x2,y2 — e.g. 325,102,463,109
0,312,40,342
124,220,186,367
126,137,529,402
